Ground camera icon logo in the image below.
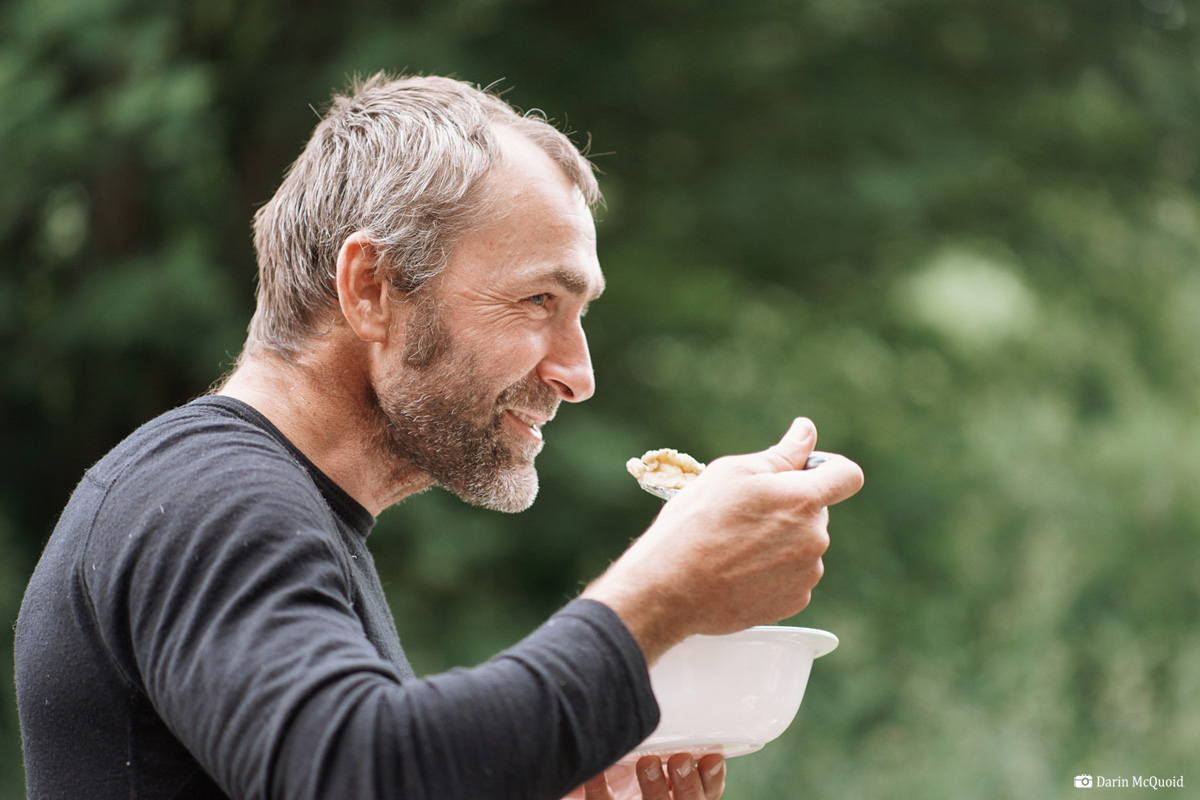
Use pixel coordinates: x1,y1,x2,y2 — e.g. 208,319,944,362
1074,775,1093,788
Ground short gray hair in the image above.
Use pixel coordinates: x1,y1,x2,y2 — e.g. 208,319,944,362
245,72,601,360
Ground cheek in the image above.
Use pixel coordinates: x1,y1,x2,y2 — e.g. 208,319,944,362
458,323,547,378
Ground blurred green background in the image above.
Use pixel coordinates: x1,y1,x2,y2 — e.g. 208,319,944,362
3,0,1199,797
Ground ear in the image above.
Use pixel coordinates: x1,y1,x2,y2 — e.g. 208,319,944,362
335,232,395,343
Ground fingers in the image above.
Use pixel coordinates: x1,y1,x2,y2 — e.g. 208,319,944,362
697,754,726,798
769,451,865,508
742,419,863,494
636,757,671,800
668,754,702,799
731,418,864,502
635,754,726,800
581,773,613,800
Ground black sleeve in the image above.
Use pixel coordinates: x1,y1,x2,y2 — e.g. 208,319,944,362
84,430,658,800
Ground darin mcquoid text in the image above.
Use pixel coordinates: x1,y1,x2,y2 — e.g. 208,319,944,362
1088,775,1185,789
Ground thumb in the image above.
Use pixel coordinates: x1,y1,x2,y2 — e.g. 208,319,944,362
760,417,818,473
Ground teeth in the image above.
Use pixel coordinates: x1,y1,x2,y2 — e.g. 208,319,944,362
512,411,543,440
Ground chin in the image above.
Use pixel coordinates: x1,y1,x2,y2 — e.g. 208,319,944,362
452,464,540,513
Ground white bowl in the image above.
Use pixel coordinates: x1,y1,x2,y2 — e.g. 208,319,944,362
624,626,838,761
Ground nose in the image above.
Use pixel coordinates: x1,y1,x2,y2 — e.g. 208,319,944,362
538,320,595,403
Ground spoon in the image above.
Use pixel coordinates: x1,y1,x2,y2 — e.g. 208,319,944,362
636,453,830,501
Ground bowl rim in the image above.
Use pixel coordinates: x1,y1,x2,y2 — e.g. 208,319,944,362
684,626,839,658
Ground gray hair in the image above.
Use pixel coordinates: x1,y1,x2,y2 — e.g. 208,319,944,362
245,72,601,360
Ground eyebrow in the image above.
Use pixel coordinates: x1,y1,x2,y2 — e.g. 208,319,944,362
549,267,606,301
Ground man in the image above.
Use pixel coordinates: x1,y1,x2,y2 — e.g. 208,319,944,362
15,74,864,799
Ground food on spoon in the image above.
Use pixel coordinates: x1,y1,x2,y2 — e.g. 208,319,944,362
625,448,706,492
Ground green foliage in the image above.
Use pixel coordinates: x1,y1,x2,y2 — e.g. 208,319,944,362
3,0,1199,797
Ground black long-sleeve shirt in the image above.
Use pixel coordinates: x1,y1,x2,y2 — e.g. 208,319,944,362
15,396,658,799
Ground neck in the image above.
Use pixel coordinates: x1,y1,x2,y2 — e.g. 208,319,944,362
216,343,436,516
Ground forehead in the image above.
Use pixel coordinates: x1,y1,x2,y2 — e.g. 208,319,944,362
440,127,605,298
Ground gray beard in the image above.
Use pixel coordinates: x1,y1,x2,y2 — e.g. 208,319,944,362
366,294,559,512
375,375,542,512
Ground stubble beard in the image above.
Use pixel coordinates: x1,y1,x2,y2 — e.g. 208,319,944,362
369,303,559,513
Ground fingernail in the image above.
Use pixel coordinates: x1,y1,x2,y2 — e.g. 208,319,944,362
706,761,725,779
643,761,663,782
675,760,693,778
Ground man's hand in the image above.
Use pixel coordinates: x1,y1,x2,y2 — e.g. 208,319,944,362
564,754,726,800
582,417,864,663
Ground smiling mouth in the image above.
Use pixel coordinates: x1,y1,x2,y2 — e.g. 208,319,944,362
509,410,545,440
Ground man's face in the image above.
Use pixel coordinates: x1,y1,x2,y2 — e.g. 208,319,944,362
373,128,604,512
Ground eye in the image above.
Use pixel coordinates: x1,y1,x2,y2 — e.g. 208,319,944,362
526,293,551,307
